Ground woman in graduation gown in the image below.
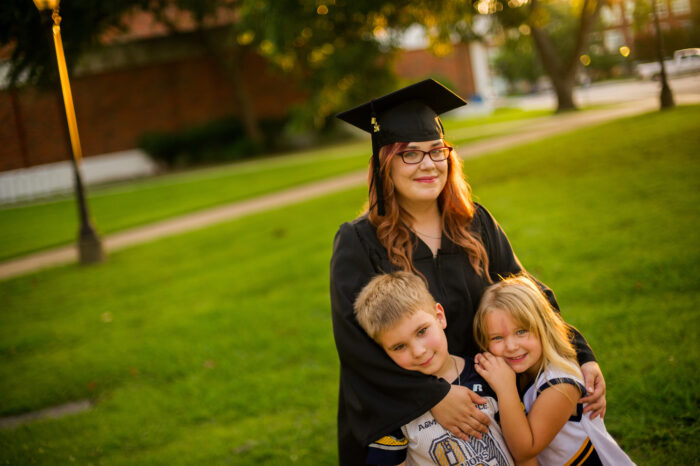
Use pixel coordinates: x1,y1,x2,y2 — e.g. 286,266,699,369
330,79,607,464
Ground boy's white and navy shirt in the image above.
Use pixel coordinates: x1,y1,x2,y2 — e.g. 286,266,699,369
366,358,514,466
522,363,635,466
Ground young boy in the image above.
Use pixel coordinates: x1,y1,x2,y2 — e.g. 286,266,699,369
353,271,515,466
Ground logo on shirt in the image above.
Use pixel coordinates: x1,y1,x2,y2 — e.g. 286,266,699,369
418,419,439,431
429,430,511,466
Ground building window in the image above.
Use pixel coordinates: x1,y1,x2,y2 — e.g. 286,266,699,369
601,5,622,25
671,0,691,14
624,0,635,23
604,30,625,52
655,0,668,17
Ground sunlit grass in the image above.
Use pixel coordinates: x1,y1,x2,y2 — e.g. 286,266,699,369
441,106,553,131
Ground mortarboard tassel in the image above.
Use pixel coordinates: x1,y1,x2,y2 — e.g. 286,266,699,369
370,100,385,216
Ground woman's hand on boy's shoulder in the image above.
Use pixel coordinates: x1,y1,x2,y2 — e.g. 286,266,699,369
580,361,606,419
431,385,490,441
474,352,516,395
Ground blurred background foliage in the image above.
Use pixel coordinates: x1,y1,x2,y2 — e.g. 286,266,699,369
1,0,698,163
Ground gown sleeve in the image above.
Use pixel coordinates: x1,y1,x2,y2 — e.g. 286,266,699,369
474,204,597,365
330,221,450,446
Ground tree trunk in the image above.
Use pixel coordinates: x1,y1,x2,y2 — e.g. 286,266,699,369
530,23,578,111
552,73,577,111
652,1,675,109
528,0,606,112
197,29,263,143
229,43,264,143
152,5,264,143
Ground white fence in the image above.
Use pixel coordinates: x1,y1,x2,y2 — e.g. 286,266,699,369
0,150,159,205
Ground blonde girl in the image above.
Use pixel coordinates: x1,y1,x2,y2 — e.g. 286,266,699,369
473,275,635,465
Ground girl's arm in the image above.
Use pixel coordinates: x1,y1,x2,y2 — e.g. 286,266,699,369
475,352,579,463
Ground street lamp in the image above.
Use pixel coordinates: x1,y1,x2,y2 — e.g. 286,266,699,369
32,0,104,264
651,0,675,109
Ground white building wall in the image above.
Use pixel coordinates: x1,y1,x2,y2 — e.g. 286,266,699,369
469,41,494,100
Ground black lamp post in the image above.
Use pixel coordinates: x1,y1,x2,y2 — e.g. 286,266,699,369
651,0,675,109
33,0,104,264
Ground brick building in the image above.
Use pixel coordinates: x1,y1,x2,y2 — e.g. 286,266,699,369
597,0,697,55
395,41,491,101
0,31,305,172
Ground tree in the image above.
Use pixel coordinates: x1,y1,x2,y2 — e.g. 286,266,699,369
233,1,484,131
0,0,152,87
4,0,606,131
489,0,606,111
493,32,544,92
1,1,439,134
148,1,265,143
234,2,414,130
0,0,266,142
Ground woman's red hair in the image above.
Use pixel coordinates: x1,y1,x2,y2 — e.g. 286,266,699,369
367,141,490,279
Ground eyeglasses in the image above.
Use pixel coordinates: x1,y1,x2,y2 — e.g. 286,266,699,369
397,146,452,164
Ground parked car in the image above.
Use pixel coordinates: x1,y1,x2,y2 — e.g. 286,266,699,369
635,48,700,80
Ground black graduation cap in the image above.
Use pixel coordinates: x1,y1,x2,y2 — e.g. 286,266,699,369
336,79,467,215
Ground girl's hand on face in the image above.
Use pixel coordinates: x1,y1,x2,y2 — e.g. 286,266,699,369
431,385,490,441
580,361,607,419
474,352,516,394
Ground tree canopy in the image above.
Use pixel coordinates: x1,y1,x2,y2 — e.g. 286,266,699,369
1,0,618,126
1,1,482,129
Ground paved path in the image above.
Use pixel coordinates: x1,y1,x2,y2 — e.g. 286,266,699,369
1,93,698,281
0,400,92,430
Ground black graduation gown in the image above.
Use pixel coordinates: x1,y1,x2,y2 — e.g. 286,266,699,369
329,203,596,465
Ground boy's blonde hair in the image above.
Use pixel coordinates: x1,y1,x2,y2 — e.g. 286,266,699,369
354,271,437,341
474,275,579,378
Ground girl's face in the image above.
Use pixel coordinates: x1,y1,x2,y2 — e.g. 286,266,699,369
389,139,448,210
484,309,543,378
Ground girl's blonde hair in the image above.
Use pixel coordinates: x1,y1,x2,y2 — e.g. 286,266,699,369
474,275,579,379
367,141,490,280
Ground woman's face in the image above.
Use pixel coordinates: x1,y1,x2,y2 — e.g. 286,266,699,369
389,139,448,210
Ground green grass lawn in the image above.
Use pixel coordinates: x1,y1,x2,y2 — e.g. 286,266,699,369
0,140,369,262
441,106,554,131
0,107,553,262
1,106,698,464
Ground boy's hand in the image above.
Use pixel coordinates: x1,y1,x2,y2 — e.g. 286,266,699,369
431,385,490,441
474,352,516,395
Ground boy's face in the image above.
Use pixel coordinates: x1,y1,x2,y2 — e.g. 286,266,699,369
377,304,452,380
